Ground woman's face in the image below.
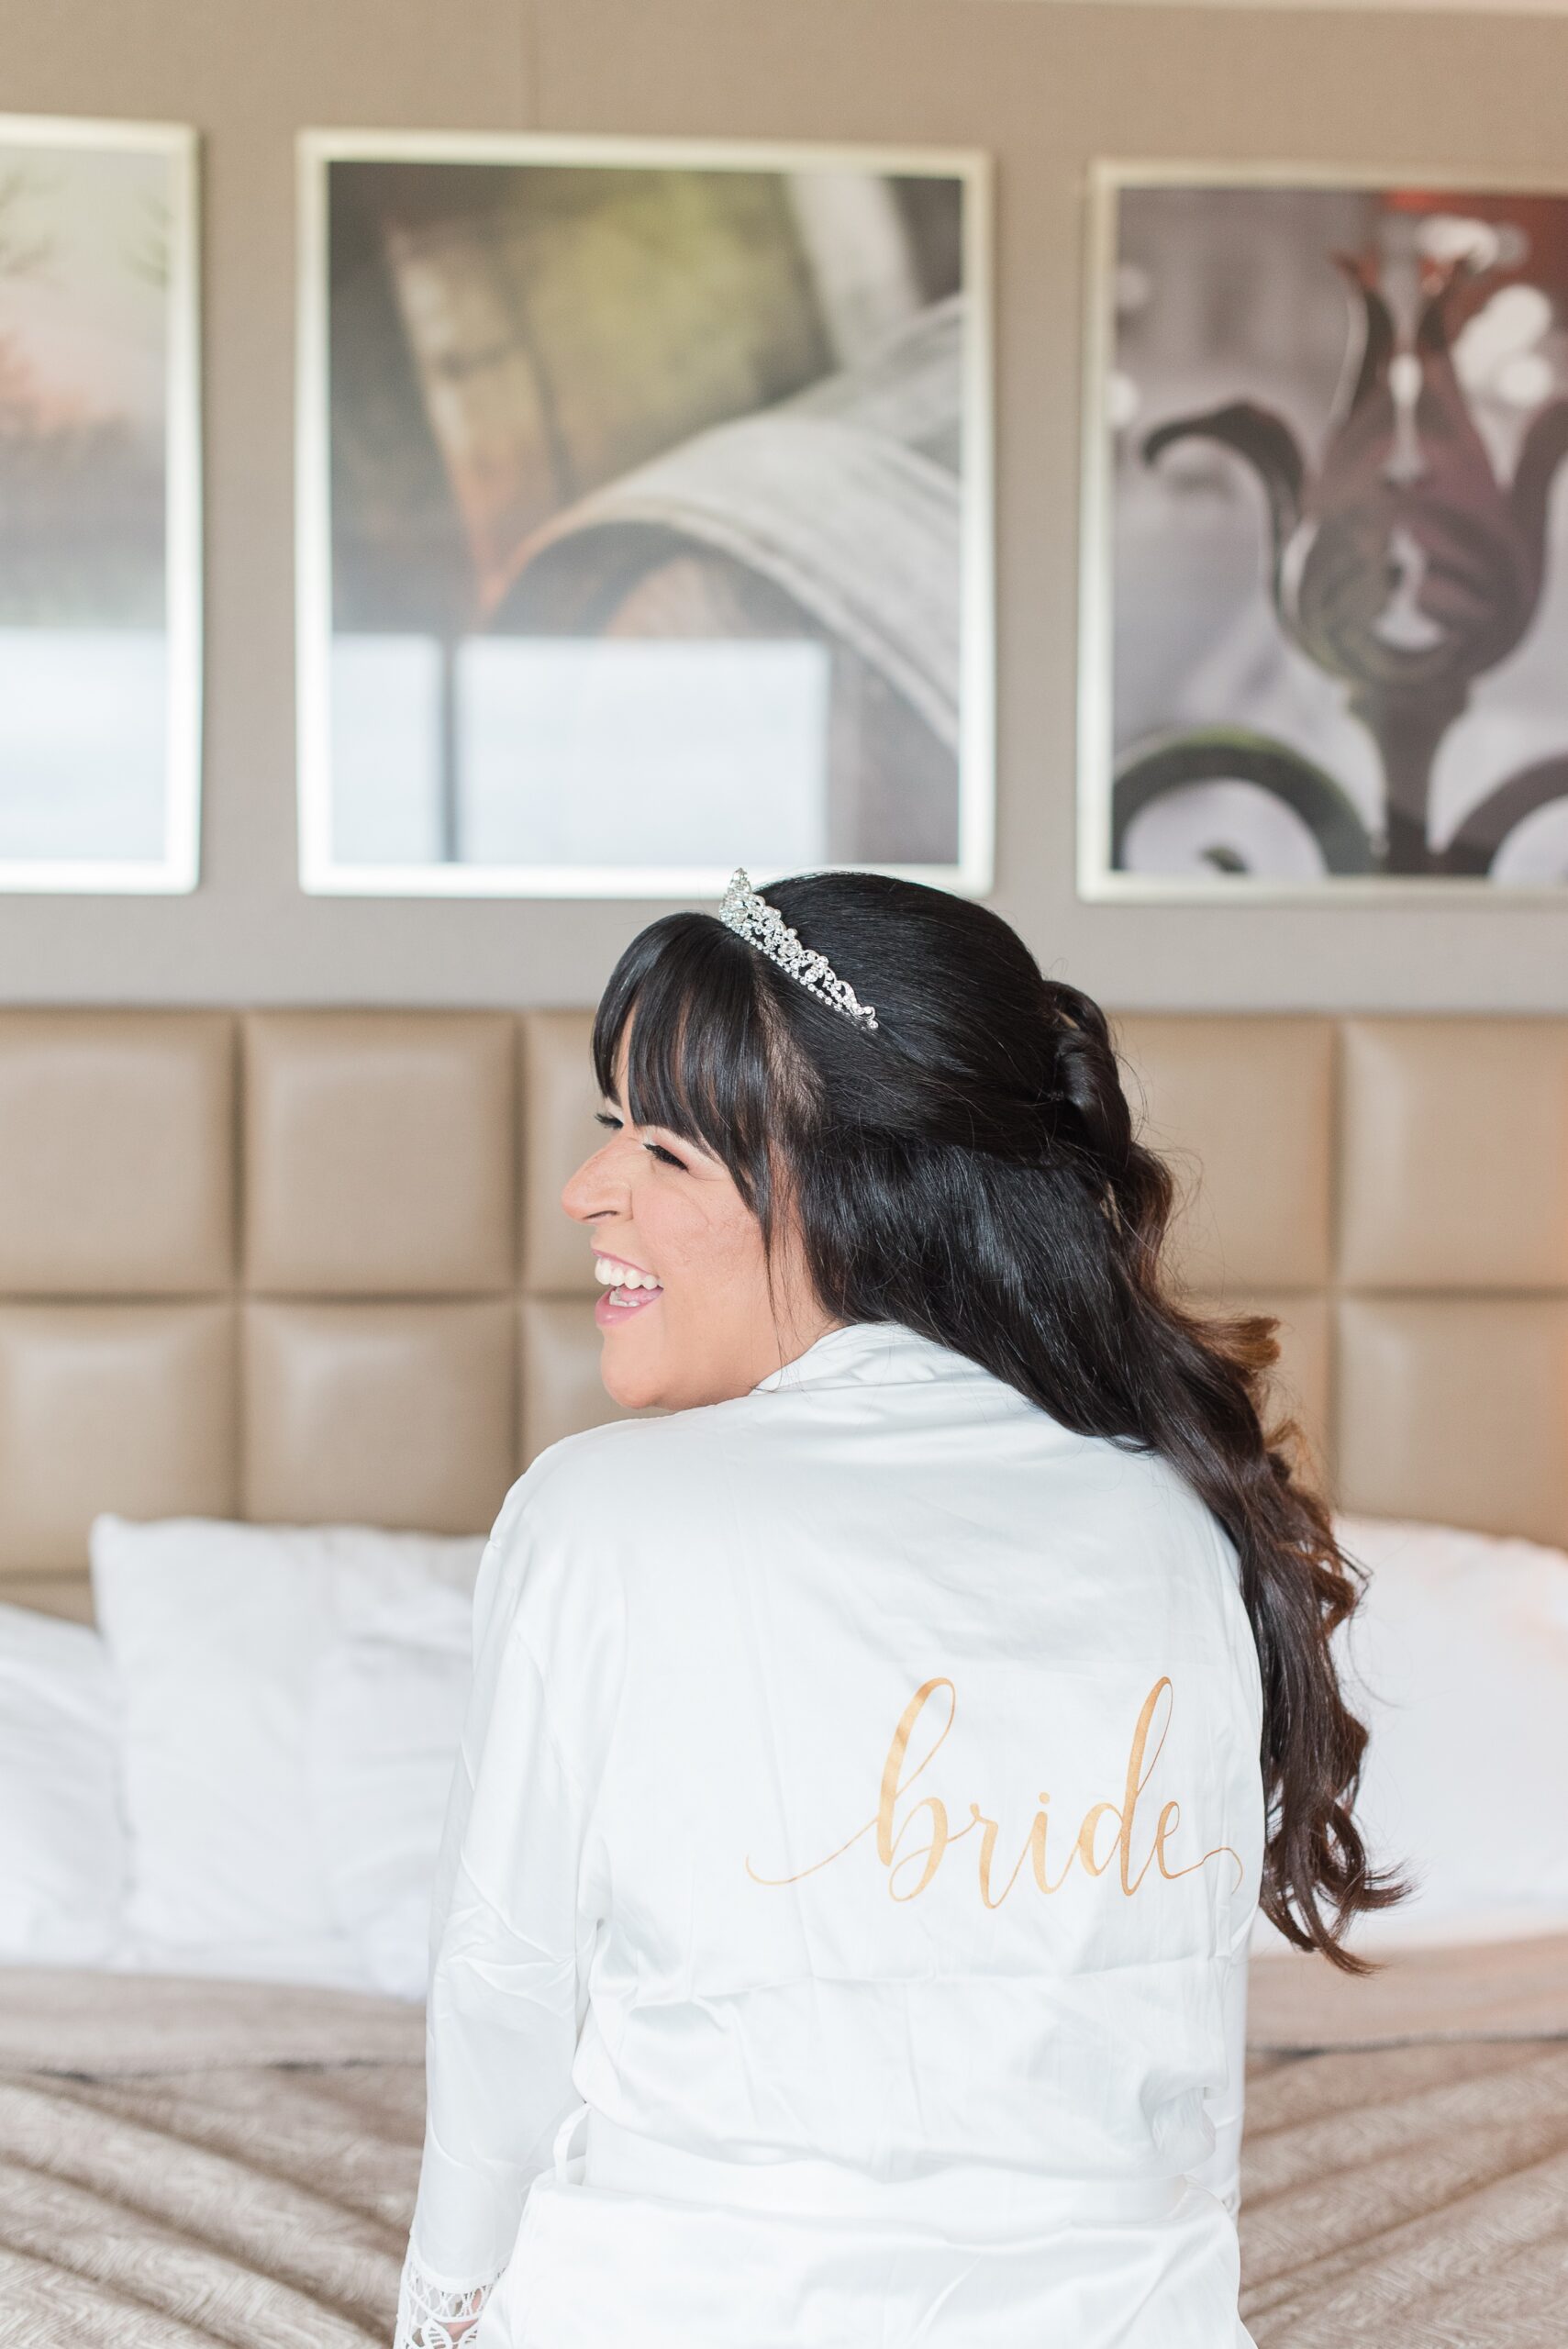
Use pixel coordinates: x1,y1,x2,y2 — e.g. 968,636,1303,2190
562,1042,836,1411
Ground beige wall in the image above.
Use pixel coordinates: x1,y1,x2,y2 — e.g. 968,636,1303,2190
5,0,1567,1011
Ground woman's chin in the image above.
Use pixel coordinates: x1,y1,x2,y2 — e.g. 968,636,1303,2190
598,1338,664,1412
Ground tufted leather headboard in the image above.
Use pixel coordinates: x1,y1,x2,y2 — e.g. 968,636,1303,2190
0,1008,1563,1620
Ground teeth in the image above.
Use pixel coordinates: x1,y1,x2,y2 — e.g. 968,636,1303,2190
594,1256,662,1292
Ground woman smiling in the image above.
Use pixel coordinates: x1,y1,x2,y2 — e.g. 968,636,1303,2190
395,871,1400,2349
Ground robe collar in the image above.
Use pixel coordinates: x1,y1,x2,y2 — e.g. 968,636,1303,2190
751,1319,981,1397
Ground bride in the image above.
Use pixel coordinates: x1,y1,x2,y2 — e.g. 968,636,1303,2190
395,869,1399,2349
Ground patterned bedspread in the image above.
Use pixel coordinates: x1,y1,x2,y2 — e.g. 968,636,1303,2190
0,1974,423,2346
1241,1934,1568,2347
1,1938,1564,2346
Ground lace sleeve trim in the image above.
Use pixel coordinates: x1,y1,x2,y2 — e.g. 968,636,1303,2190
393,2254,505,2349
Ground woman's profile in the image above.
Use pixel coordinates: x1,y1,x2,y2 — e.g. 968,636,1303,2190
395,870,1400,2348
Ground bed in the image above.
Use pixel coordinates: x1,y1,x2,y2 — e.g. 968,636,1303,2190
4,1935,1565,2347
2,1006,1565,2346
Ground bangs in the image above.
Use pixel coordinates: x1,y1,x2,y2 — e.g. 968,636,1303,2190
592,914,781,1202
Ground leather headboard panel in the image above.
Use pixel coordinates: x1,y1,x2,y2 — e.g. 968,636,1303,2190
1,1008,1562,1614
242,1012,517,1295
239,1299,517,1533
0,1013,235,1294
1112,1016,1335,1296
0,1303,238,1572
1334,1297,1568,1551
1337,1019,1568,1288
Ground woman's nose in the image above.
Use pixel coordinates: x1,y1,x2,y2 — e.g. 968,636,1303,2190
562,1140,623,1226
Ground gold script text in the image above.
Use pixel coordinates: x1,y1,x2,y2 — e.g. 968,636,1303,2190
745,1676,1243,1905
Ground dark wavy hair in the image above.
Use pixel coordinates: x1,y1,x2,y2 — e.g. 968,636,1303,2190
594,871,1406,1971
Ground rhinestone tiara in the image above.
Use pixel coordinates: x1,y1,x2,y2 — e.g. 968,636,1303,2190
717,869,878,1032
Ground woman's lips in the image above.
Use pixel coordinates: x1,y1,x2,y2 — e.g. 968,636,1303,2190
591,1252,662,1330
595,1282,662,1330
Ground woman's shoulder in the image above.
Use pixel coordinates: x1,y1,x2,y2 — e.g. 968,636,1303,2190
480,1401,741,1586
490,1387,818,1636
520,1397,742,1508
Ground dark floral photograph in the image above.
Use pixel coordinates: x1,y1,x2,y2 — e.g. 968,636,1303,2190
1081,173,1568,893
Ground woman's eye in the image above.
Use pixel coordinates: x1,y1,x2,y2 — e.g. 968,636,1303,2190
595,1111,684,1168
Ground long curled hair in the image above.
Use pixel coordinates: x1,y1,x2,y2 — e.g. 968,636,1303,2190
595,871,1406,1971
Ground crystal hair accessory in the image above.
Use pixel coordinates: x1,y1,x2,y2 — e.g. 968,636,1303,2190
718,869,878,1032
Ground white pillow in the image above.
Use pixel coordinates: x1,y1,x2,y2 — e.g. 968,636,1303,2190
0,1604,127,1964
1253,1513,1568,1954
314,1569,473,1998
90,1516,482,1980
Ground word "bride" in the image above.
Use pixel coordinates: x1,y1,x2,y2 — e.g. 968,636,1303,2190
746,1675,1241,1907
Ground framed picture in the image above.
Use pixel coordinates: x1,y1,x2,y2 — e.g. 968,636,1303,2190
0,116,201,893
1079,163,1568,897
297,131,992,898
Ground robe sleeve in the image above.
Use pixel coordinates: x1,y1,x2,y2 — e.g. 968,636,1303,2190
1190,1935,1250,2220
393,1467,626,2348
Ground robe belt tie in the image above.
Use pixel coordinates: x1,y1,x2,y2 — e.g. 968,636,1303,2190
570,2105,1192,2236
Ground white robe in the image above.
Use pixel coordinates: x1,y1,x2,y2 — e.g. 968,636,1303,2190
396,1320,1264,2349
